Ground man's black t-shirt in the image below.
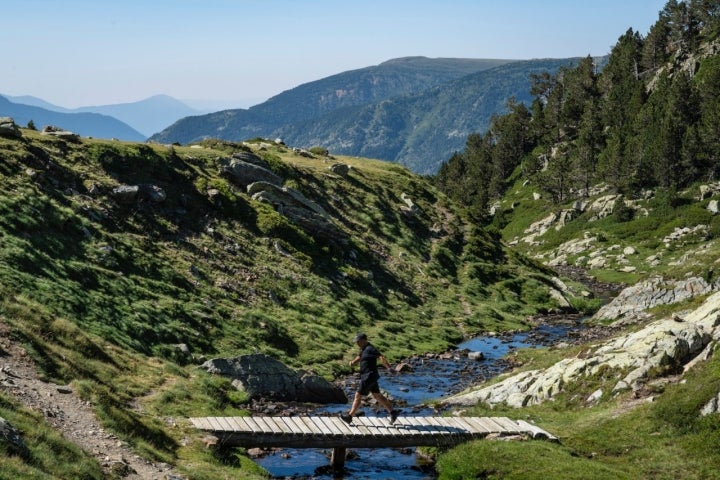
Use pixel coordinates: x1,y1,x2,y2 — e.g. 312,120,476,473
359,343,381,380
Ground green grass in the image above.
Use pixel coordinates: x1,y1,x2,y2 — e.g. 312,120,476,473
0,130,569,477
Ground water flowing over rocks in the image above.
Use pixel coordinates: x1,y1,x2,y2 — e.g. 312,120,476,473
201,353,347,404
442,290,720,409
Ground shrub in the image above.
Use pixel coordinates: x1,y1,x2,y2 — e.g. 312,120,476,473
309,146,329,156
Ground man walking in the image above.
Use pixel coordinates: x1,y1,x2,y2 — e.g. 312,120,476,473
340,333,401,424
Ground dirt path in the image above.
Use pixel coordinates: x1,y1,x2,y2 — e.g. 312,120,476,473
0,321,181,479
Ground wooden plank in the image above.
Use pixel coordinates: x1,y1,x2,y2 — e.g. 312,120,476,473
218,416,239,432
444,417,475,434
297,416,317,436
269,417,294,435
366,415,392,436
426,416,453,435
190,417,213,430
235,416,257,433
356,416,382,435
224,417,243,432
492,417,523,434
405,416,433,435
292,416,314,435
207,417,227,432
483,417,512,433
467,417,498,433
325,417,357,435
244,417,267,435
349,416,374,436
318,416,345,437
255,416,283,435
281,416,305,435
310,416,335,436
515,419,558,441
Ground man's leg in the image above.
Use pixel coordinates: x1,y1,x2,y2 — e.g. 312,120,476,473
372,392,401,424
371,392,393,413
341,392,363,424
348,392,362,416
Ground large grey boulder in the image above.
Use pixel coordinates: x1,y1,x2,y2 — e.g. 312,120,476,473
0,416,28,457
201,354,347,404
222,158,282,188
0,117,22,138
41,125,80,141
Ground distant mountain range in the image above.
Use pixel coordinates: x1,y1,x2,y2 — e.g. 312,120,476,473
3,94,202,138
149,56,582,174
0,95,146,141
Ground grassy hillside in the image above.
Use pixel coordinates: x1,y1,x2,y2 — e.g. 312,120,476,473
428,172,720,479
0,128,567,478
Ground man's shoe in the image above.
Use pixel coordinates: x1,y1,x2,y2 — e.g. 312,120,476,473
340,412,353,424
390,409,401,424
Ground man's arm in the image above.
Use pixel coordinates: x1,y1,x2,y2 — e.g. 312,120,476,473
379,355,393,371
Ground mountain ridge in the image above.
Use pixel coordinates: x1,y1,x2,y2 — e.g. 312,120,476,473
150,56,580,174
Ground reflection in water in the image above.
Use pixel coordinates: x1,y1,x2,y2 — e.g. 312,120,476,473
257,320,583,479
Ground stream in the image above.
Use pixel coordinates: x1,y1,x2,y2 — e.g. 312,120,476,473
256,316,587,479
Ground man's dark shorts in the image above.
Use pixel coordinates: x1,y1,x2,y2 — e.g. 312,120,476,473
359,371,380,395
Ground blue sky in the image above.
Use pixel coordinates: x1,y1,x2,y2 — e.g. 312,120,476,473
1,0,667,109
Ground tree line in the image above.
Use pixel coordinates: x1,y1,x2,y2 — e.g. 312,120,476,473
435,0,720,221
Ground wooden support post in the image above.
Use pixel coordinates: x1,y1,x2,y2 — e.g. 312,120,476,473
331,447,346,470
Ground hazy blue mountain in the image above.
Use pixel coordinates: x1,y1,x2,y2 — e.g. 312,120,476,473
6,94,202,137
73,94,202,137
149,57,517,145
5,95,72,112
0,95,145,141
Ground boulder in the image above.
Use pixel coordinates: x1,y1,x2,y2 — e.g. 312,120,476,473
329,163,350,177
0,416,28,457
708,200,719,215
0,117,22,138
248,182,328,217
41,125,80,141
231,150,267,168
111,185,140,204
222,158,282,188
588,194,621,220
201,354,347,404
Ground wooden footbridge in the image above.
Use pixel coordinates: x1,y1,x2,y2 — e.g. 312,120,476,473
190,415,557,469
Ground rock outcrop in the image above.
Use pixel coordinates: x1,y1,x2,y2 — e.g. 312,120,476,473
593,276,716,322
0,117,22,138
201,353,347,404
41,125,80,141
222,157,282,188
0,416,27,457
248,181,348,245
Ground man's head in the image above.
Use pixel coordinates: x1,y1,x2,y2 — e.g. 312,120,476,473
354,332,368,345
